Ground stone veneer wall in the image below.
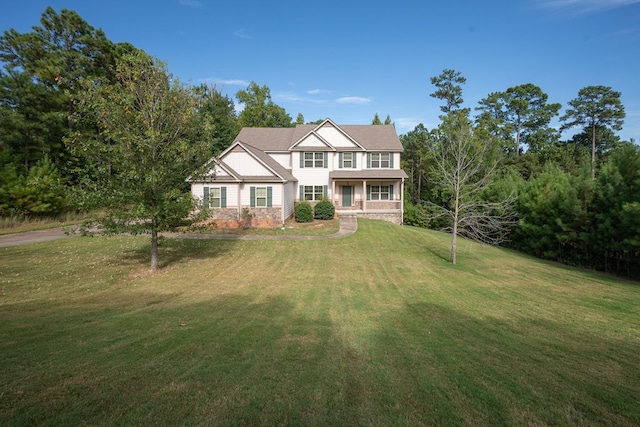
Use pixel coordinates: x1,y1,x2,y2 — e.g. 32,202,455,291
349,211,403,225
207,207,283,228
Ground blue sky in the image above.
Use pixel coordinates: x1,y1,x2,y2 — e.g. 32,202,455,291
3,0,639,141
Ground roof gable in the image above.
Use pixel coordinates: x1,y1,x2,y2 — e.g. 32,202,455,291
289,118,364,151
214,141,296,183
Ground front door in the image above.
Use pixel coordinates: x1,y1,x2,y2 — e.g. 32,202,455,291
342,186,352,207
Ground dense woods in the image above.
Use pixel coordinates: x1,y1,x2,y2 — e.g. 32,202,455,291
1,8,638,277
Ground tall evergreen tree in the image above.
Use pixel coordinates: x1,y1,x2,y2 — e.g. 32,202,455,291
476,84,560,156
560,85,625,179
429,69,467,114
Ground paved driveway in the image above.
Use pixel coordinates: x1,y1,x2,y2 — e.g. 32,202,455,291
0,217,358,247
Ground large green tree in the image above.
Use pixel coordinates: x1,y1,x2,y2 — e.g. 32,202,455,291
429,69,467,114
192,83,239,155
560,85,625,178
476,84,560,156
69,50,209,270
236,82,293,128
0,7,117,184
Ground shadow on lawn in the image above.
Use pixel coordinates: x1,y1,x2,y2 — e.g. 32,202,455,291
368,301,640,426
115,235,241,269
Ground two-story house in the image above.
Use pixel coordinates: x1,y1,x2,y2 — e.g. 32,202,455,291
189,118,408,227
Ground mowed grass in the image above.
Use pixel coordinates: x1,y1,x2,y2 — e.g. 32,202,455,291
1,220,639,426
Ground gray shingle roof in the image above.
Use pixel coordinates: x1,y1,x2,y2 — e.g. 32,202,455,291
235,123,403,152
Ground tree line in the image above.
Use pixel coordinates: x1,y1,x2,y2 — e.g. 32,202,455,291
1,8,638,277
0,7,302,219
403,69,638,278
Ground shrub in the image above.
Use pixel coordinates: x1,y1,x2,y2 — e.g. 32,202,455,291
403,201,429,228
295,201,313,222
314,199,335,220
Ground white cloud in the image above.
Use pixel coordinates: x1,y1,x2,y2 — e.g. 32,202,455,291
198,78,250,87
336,96,372,105
234,29,253,39
307,89,332,95
538,0,640,13
275,92,329,105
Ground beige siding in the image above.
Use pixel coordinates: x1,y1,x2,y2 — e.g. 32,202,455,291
225,151,272,176
317,125,357,147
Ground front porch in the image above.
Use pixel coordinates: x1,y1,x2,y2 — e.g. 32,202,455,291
329,174,406,225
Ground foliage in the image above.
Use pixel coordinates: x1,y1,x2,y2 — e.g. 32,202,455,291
560,85,625,178
400,123,432,203
313,199,335,220
475,83,561,155
0,155,67,216
0,7,117,183
371,113,392,125
513,163,586,261
403,200,429,228
429,68,467,114
68,50,209,270
294,201,313,223
236,81,293,128
192,83,238,155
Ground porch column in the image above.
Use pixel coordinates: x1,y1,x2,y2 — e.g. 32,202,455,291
400,178,405,224
362,179,367,212
237,183,242,218
331,180,336,206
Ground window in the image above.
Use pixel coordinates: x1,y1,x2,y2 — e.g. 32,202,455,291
339,152,356,168
250,186,272,208
301,152,327,168
210,188,221,208
369,153,390,168
367,185,392,201
203,186,226,208
255,187,267,207
304,185,325,201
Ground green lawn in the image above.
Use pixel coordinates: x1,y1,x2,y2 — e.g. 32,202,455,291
1,220,639,426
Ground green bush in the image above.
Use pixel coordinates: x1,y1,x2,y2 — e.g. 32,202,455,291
314,199,335,220
295,201,313,222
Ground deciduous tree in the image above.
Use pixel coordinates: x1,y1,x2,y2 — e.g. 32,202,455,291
236,82,292,128
69,50,209,270
429,112,513,264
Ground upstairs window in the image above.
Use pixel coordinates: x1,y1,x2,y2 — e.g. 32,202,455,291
339,152,357,169
301,152,328,168
367,152,392,168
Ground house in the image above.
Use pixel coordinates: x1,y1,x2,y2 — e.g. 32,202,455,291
189,118,408,228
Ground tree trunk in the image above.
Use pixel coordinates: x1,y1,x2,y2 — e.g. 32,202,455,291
451,190,459,265
451,226,457,265
591,121,596,179
516,118,521,156
150,216,158,271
